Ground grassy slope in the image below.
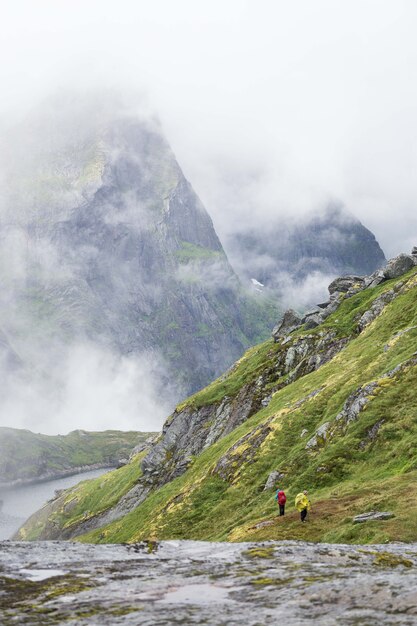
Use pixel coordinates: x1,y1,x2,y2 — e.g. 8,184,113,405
0,429,152,483
23,269,417,544
19,451,146,541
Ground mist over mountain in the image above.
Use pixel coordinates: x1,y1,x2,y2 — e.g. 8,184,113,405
0,94,276,433
226,205,386,309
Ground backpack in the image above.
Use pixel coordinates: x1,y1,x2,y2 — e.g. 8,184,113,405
277,490,286,505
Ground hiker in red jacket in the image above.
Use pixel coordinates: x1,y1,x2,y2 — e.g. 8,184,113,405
275,487,287,516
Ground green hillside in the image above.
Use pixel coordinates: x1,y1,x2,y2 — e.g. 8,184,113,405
17,263,417,545
0,428,153,486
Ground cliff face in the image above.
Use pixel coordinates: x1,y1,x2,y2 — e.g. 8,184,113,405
18,249,417,545
0,98,276,402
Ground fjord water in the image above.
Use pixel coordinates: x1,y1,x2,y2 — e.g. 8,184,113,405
0,468,109,540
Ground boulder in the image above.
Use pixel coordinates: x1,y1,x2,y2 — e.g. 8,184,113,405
272,309,302,341
411,246,417,257
353,511,394,524
383,254,415,279
263,470,285,490
365,269,386,288
328,276,365,295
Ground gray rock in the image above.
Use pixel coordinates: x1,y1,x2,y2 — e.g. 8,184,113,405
272,309,302,341
335,382,378,426
306,421,331,449
263,470,285,490
411,246,417,256
383,253,415,279
261,395,272,407
357,288,399,332
3,539,417,625
353,511,394,524
328,276,365,294
365,269,386,288
303,313,323,329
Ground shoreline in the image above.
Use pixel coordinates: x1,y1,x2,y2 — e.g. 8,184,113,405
0,464,115,491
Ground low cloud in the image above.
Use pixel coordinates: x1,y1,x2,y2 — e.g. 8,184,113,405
0,341,170,435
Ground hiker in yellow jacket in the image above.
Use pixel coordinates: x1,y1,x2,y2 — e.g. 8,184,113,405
295,490,311,522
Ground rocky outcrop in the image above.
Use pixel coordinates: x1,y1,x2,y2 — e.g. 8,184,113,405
141,249,417,501
141,383,263,487
328,275,366,294
305,422,332,449
141,328,350,491
272,309,302,340
383,253,416,279
213,420,274,483
272,247,417,340
306,352,417,452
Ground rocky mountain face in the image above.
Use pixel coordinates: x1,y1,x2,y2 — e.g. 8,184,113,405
0,97,276,407
226,205,386,302
0,428,153,487
18,248,417,545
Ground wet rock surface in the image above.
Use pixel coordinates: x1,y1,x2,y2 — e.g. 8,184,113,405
2,540,417,625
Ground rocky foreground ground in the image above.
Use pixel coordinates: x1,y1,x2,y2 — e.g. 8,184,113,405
1,540,417,625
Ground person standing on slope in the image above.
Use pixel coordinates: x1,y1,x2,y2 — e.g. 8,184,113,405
275,487,287,516
295,490,311,522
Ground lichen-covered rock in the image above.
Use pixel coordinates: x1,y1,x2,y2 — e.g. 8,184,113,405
357,287,400,331
141,383,262,487
328,276,366,294
383,253,415,279
306,422,331,449
213,420,273,483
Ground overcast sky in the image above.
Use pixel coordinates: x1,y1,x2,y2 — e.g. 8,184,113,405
1,1,416,257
